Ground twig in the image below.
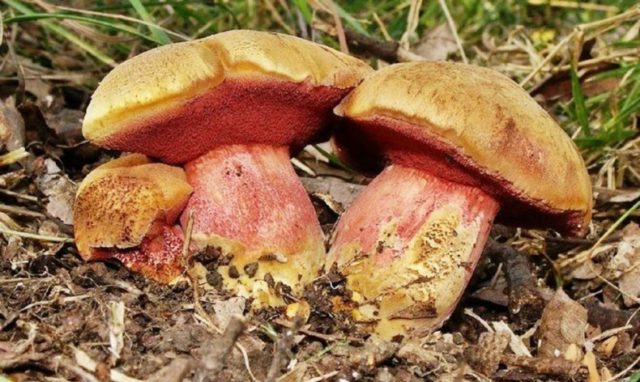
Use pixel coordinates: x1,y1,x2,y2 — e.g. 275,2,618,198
182,212,222,335
437,0,468,63
585,301,640,335
0,188,39,202
0,203,45,218
587,324,633,343
528,0,619,12
273,319,344,342
605,352,640,381
0,147,28,166
520,32,575,87
147,357,194,382
195,315,247,382
558,198,640,270
182,213,258,382
53,355,99,382
266,317,304,382
520,4,640,88
304,371,339,382
464,308,494,333
316,24,424,63
483,239,546,322
500,354,584,379
0,226,74,243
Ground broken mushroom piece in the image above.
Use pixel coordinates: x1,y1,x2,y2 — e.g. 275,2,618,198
328,62,592,340
81,30,372,304
74,154,193,283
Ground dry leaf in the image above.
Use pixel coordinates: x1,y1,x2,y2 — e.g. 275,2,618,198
37,159,77,225
538,289,588,358
465,331,510,376
300,177,364,213
412,24,458,61
213,297,246,330
492,321,532,357
0,98,25,151
608,223,640,306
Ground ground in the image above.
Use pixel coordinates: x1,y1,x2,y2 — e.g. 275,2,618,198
1,1,640,381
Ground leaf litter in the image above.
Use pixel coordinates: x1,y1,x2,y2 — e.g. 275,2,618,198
1,2,640,381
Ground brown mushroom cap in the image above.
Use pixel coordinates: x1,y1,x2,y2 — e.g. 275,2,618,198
74,154,192,259
82,30,372,164
333,62,592,236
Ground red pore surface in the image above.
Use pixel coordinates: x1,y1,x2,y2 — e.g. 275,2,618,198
328,165,499,338
333,116,585,235
92,222,184,283
99,79,348,164
181,144,324,260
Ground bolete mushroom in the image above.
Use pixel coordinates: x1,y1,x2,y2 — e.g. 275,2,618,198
327,62,592,339
74,154,192,283
80,30,371,303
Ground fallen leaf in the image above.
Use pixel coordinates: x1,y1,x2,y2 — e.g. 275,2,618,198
464,331,510,376
412,24,458,61
0,98,25,151
213,297,246,330
397,341,439,368
300,177,364,213
608,223,640,306
538,289,588,358
146,357,193,382
36,158,77,225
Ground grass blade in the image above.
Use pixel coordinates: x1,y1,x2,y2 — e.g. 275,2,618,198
292,0,313,24
570,65,591,136
4,0,115,67
5,13,162,44
128,0,171,45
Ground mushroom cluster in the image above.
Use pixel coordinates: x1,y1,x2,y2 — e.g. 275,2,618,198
74,31,592,338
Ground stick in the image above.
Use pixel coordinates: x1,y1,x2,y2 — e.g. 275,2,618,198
266,317,303,382
194,315,247,382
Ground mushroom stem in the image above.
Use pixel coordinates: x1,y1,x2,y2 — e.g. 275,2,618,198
181,144,325,305
327,164,499,339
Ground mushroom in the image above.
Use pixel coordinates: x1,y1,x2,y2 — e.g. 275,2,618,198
80,30,371,303
327,62,592,339
74,154,192,283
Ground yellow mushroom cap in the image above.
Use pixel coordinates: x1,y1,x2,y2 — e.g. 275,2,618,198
73,154,193,259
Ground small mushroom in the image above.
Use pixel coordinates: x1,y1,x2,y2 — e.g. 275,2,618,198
73,154,193,282
80,30,372,303
327,62,592,339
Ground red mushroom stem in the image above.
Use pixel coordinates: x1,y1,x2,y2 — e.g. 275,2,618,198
327,164,499,339
181,144,325,304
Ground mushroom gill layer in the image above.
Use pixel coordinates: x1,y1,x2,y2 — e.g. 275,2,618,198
82,30,372,164
327,165,499,340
